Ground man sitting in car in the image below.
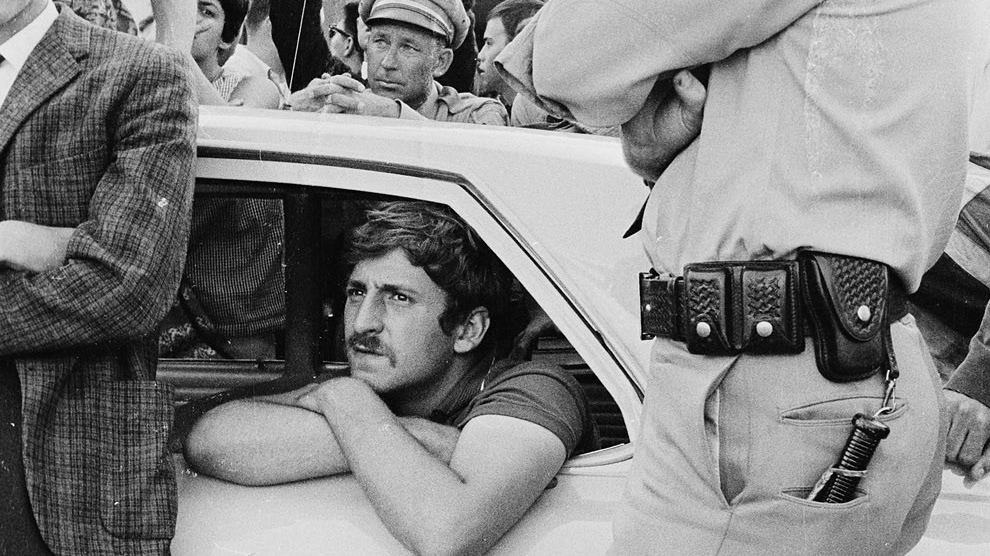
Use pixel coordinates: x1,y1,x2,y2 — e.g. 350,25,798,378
285,0,508,124
184,200,598,556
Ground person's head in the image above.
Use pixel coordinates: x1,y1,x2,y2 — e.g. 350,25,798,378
358,0,470,108
328,1,363,74
192,0,249,68
476,0,542,97
342,201,511,399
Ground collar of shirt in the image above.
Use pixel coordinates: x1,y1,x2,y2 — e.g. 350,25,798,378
0,1,58,108
413,80,443,119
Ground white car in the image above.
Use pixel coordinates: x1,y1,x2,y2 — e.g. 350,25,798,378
166,107,990,556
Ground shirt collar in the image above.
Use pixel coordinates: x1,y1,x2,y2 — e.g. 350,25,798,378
413,80,442,119
0,1,58,74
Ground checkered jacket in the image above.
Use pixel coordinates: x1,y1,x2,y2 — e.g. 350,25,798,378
0,5,196,555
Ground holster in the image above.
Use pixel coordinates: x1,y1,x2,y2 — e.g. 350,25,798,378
798,251,893,382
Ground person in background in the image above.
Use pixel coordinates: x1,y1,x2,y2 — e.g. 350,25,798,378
944,296,990,486
476,0,616,134
497,0,980,555
474,0,539,117
326,0,363,79
270,0,337,92
287,0,507,124
184,201,597,556
191,0,281,107
435,0,476,93
0,0,197,553
224,0,289,100
64,0,138,33
154,0,286,360
911,155,990,487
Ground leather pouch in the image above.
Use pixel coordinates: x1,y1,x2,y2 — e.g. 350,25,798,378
681,261,803,355
799,251,888,382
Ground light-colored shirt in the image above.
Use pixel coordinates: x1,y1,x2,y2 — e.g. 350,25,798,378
498,0,984,291
397,81,508,125
0,1,57,110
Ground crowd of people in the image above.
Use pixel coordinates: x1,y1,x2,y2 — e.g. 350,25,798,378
1,0,988,555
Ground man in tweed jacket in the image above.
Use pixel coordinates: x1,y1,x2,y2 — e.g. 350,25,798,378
0,1,196,554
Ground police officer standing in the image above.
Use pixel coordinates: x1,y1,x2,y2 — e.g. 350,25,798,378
496,0,983,554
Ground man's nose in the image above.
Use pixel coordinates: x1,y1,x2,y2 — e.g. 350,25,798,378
380,46,400,69
351,296,384,333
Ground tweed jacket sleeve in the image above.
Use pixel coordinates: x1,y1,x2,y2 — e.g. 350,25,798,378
0,11,198,356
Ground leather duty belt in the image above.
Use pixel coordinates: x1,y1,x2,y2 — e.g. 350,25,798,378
639,252,908,381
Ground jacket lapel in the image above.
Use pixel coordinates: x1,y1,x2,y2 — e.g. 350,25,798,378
0,6,85,154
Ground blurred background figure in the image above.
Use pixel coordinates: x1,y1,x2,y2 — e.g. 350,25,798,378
64,0,138,33
474,0,540,112
435,0,477,93
191,0,281,107
326,0,363,78
150,0,286,360
224,0,289,101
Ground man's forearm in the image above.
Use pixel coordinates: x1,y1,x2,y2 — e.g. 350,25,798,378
184,396,460,486
310,379,475,555
185,399,352,485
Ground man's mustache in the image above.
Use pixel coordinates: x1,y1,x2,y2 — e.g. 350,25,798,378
347,331,396,367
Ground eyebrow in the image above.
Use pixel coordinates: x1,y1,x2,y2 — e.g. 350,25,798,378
347,279,419,298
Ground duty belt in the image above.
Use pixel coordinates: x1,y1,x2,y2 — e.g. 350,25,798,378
639,251,908,383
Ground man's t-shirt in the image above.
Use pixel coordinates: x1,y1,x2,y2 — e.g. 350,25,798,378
430,357,600,457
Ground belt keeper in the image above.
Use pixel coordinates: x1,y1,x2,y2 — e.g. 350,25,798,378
639,271,681,341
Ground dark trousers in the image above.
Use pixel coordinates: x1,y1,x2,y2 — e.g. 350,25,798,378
0,360,55,556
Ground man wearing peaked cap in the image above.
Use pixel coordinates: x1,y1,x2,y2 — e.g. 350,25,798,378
286,0,507,124
361,0,471,50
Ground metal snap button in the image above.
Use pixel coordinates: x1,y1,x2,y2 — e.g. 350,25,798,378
696,321,711,338
857,305,871,323
756,321,773,337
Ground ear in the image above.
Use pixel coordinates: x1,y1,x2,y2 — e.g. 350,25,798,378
343,36,356,57
432,47,454,78
453,307,490,355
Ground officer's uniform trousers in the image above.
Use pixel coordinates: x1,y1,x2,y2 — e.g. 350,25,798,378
610,316,944,556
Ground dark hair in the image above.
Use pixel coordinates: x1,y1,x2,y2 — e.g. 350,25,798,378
344,201,512,346
488,0,543,40
219,0,250,43
341,1,362,51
